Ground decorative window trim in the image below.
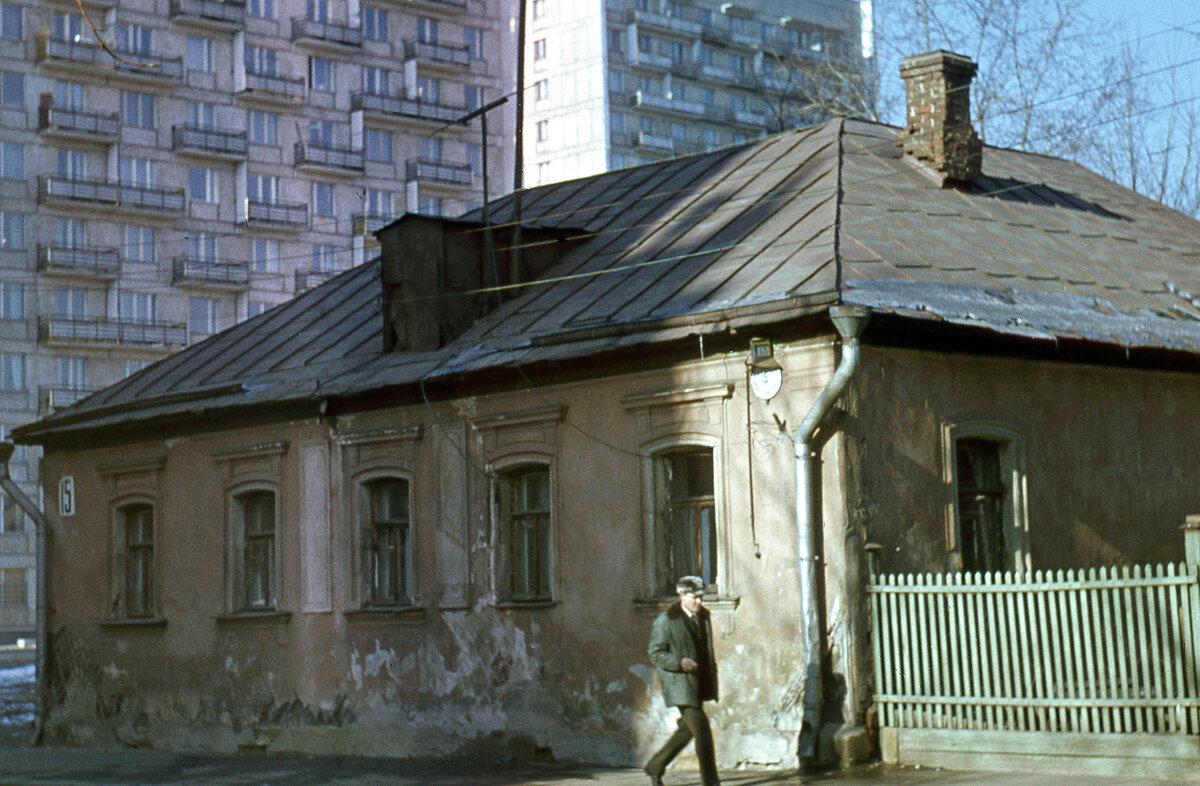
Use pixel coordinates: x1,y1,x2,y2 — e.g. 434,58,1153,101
941,419,1030,573
212,440,288,463
620,383,733,412
335,425,422,447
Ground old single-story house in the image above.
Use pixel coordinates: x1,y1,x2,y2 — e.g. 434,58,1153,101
16,51,1200,769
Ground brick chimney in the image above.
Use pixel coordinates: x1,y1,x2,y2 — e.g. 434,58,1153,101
898,50,983,184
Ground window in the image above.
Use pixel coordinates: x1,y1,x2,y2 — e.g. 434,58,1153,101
247,174,279,203
122,359,149,377
611,112,625,133
652,447,716,594
667,40,683,61
55,80,83,110
250,238,280,272
0,2,20,39
417,77,439,102
495,465,552,603
113,503,154,618
232,490,276,611
248,110,277,145
362,6,387,40
188,167,218,203
57,148,84,179
702,127,718,146
639,115,653,133
536,120,549,142
0,353,23,391
0,142,22,179
463,84,482,110
55,288,86,318
312,182,334,216
534,79,548,101
312,244,336,272
248,301,271,318
463,26,483,59
420,136,442,161
0,72,21,109
119,157,156,188
533,38,546,61
731,54,746,74
365,188,392,218
637,34,650,53
0,212,24,250
531,0,545,20
360,478,412,606
637,74,655,94
0,570,25,606
0,282,21,319
186,36,213,72
119,292,156,323
55,218,83,248
418,196,442,216
57,356,86,387
365,128,392,162
607,28,622,54
247,0,274,18
115,24,154,55
307,0,328,22
189,232,217,262
536,161,550,184
190,297,218,335
121,226,154,262
362,66,388,95
947,425,1028,573
417,17,437,43
671,121,687,141
703,88,714,106
465,144,482,175
188,101,215,130
310,57,332,92
245,45,277,76
53,12,85,43
308,120,332,146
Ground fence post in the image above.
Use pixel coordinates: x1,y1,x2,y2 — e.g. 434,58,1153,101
1184,516,1200,732
1184,516,1200,571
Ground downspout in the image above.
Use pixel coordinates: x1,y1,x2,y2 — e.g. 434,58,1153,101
0,442,49,744
794,305,869,764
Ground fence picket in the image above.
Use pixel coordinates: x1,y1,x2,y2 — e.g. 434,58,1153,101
1120,565,1140,732
1084,566,1105,733
1157,564,1179,733
948,571,964,728
1134,564,1154,732
998,570,1017,730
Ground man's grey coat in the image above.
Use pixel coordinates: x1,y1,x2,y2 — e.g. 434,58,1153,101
648,601,719,707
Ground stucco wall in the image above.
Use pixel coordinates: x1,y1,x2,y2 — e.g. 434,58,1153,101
845,346,1200,577
36,338,854,766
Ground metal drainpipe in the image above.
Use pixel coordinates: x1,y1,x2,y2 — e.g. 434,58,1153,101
0,441,50,744
794,305,869,764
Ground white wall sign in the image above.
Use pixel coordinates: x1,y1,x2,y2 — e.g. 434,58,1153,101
59,476,75,517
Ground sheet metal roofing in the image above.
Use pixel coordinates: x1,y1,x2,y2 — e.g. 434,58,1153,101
19,118,1200,441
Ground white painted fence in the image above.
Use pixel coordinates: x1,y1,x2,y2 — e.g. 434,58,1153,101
869,531,1200,736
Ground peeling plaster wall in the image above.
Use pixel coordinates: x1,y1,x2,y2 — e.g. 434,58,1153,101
37,339,849,767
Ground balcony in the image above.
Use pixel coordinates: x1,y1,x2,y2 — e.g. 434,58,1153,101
386,0,464,11
633,91,706,118
38,176,186,216
245,200,308,229
700,63,737,83
170,0,245,30
630,49,672,70
351,213,396,237
351,92,465,124
294,269,337,292
239,71,306,105
627,9,702,36
36,33,184,84
38,105,120,144
172,126,248,161
172,257,250,289
39,317,187,348
292,17,362,50
404,40,471,68
294,142,364,175
37,245,121,279
635,131,674,152
732,107,768,127
39,385,101,414
406,158,472,186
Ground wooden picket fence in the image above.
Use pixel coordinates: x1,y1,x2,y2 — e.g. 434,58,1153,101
869,561,1200,735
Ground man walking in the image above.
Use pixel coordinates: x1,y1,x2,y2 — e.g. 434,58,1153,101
644,575,720,786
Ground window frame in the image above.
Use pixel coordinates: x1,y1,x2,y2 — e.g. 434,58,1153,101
355,474,415,608
228,484,280,613
110,497,157,620
491,460,555,605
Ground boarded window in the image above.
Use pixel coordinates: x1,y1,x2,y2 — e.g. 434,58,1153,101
654,447,716,594
362,478,410,605
956,438,1006,572
496,465,551,602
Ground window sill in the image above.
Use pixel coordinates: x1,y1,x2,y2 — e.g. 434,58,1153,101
215,610,292,625
343,606,427,624
494,599,556,610
99,616,168,630
632,595,740,615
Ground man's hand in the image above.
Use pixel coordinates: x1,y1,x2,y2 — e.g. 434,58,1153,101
680,657,698,672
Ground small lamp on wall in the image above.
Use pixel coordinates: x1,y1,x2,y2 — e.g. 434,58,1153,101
747,337,782,400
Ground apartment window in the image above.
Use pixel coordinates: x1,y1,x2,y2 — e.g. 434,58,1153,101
55,218,83,248
188,101,215,129
308,120,332,146
417,17,437,43
534,79,548,101
671,121,687,141
420,136,442,161
0,282,21,319
637,75,655,93
122,359,149,377
536,120,548,142
190,297,218,335
536,161,550,184
310,57,332,92
731,93,747,111
360,478,412,606
119,292,156,323
0,143,22,179
188,167,218,203
703,88,714,106
637,34,650,53
189,232,217,262
312,244,336,272
58,356,86,387
250,238,280,272
418,196,442,216
312,182,334,217
57,148,85,179
362,66,388,95
121,226,154,262
365,189,392,218
0,212,24,250
365,128,392,162
463,26,483,59
700,47,713,66
607,28,622,54
55,80,83,111
731,53,746,74
248,301,271,318
0,72,21,110
232,490,276,611
611,112,625,133
0,354,23,391
463,85,482,110
307,0,328,22
53,12,84,43
116,23,154,55
247,174,279,203
667,40,683,61
465,144,482,175
0,569,25,605
362,6,387,40
494,465,552,603
186,36,214,72
247,0,274,18
417,77,439,102
533,38,546,61
608,69,623,91
702,127,718,146
729,16,744,35
652,447,716,593
0,3,20,39
639,115,653,133
245,45,277,76
119,157,157,188
55,288,86,318
531,0,545,20
248,110,277,145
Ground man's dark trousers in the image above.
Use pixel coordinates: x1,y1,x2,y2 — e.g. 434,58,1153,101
644,705,718,786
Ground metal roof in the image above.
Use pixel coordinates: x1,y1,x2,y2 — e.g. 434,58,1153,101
19,118,1200,442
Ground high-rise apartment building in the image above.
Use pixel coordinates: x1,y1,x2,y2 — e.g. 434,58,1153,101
523,0,869,185
0,0,514,639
